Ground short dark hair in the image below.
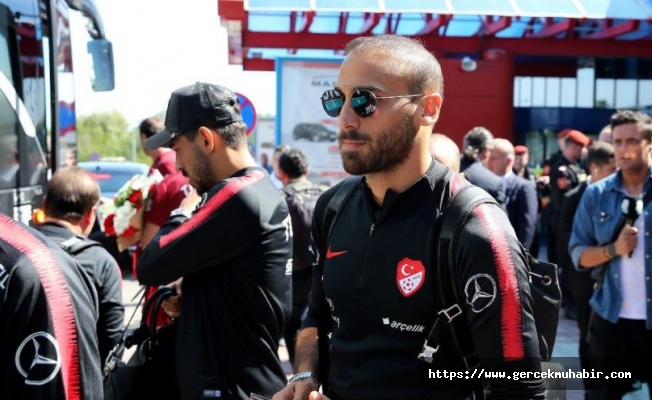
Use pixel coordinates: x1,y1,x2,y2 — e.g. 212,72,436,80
183,120,248,150
345,34,444,97
586,141,614,168
45,167,100,221
278,148,308,179
139,117,164,138
610,110,652,140
610,110,651,127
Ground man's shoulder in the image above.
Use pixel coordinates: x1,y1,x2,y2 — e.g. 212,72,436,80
467,162,501,182
215,168,287,212
153,172,190,199
159,171,188,187
287,179,329,194
585,174,616,196
77,240,113,260
511,175,536,194
511,174,532,186
313,177,361,212
38,223,71,243
62,236,114,264
564,181,585,199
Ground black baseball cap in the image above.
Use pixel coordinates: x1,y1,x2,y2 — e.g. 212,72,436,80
145,82,243,149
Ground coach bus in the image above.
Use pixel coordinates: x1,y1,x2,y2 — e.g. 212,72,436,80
0,0,114,224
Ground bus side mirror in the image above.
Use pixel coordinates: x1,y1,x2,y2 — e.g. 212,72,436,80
87,39,115,91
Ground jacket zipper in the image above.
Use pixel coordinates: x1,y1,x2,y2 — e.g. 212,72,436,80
359,216,378,283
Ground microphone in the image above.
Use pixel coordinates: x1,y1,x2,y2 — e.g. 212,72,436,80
621,196,644,257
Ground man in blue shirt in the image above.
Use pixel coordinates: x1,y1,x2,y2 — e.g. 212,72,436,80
569,109,652,400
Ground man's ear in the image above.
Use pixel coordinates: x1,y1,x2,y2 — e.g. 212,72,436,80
420,93,443,126
278,169,289,185
197,126,220,153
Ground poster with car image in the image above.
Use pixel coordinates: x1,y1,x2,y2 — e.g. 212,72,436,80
276,56,347,187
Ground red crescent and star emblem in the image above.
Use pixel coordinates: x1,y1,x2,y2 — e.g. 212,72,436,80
396,258,425,297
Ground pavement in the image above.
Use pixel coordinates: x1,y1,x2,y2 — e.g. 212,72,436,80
120,260,649,399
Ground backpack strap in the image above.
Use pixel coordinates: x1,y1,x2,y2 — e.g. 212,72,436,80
418,185,498,399
316,175,361,394
59,235,101,256
323,176,363,245
419,185,498,364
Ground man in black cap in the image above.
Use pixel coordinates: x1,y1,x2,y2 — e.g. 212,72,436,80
137,82,292,399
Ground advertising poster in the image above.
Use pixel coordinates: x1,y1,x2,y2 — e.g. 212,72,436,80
276,56,347,187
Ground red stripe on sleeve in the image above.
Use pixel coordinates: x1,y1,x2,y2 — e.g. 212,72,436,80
0,215,81,400
449,173,469,195
473,204,525,361
159,170,266,248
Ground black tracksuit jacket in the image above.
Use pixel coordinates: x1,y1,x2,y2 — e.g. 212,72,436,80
138,167,292,400
304,161,545,400
0,213,102,399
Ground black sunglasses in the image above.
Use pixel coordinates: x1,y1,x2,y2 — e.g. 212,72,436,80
321,88,422,118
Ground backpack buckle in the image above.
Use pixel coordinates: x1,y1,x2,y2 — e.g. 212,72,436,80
438,304,462,322
417,340,439,363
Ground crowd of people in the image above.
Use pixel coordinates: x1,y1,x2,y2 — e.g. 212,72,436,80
1,33,651,400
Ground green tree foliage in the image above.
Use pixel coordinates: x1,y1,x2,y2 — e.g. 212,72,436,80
77,112,149,163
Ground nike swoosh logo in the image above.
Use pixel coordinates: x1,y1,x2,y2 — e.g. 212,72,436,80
326,246,348,259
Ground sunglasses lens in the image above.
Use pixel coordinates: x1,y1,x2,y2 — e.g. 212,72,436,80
351,90,376,118
321,90,344,117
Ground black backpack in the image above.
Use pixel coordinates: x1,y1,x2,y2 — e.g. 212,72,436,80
421,183,565,399
318,173,564,398
283,183,327,271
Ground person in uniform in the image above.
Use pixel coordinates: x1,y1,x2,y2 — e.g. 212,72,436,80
538,129,571,264
513,145,536,184
549,129,590,315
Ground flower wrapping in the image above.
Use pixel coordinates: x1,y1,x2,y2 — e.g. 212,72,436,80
99,170,163,251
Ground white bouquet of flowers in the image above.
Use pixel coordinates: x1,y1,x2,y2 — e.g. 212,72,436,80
99,170,163,251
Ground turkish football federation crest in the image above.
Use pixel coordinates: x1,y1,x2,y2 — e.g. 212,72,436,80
396,258,425,297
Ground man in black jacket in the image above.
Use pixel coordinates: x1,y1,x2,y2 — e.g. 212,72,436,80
460,126,506,207
487,138,539,253
0,212,102,399
558,141,615,397
40,167,124,367
278,148,328,368
137,82,292,400
273,34,544,400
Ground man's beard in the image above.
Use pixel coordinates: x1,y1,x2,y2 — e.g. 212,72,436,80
338,113,419,176
181,145,215,195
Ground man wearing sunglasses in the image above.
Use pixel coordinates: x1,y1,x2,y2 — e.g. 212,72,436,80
274,35,545,400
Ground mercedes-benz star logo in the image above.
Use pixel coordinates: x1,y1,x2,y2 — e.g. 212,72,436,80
15,332,61,385
464,274,497,313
